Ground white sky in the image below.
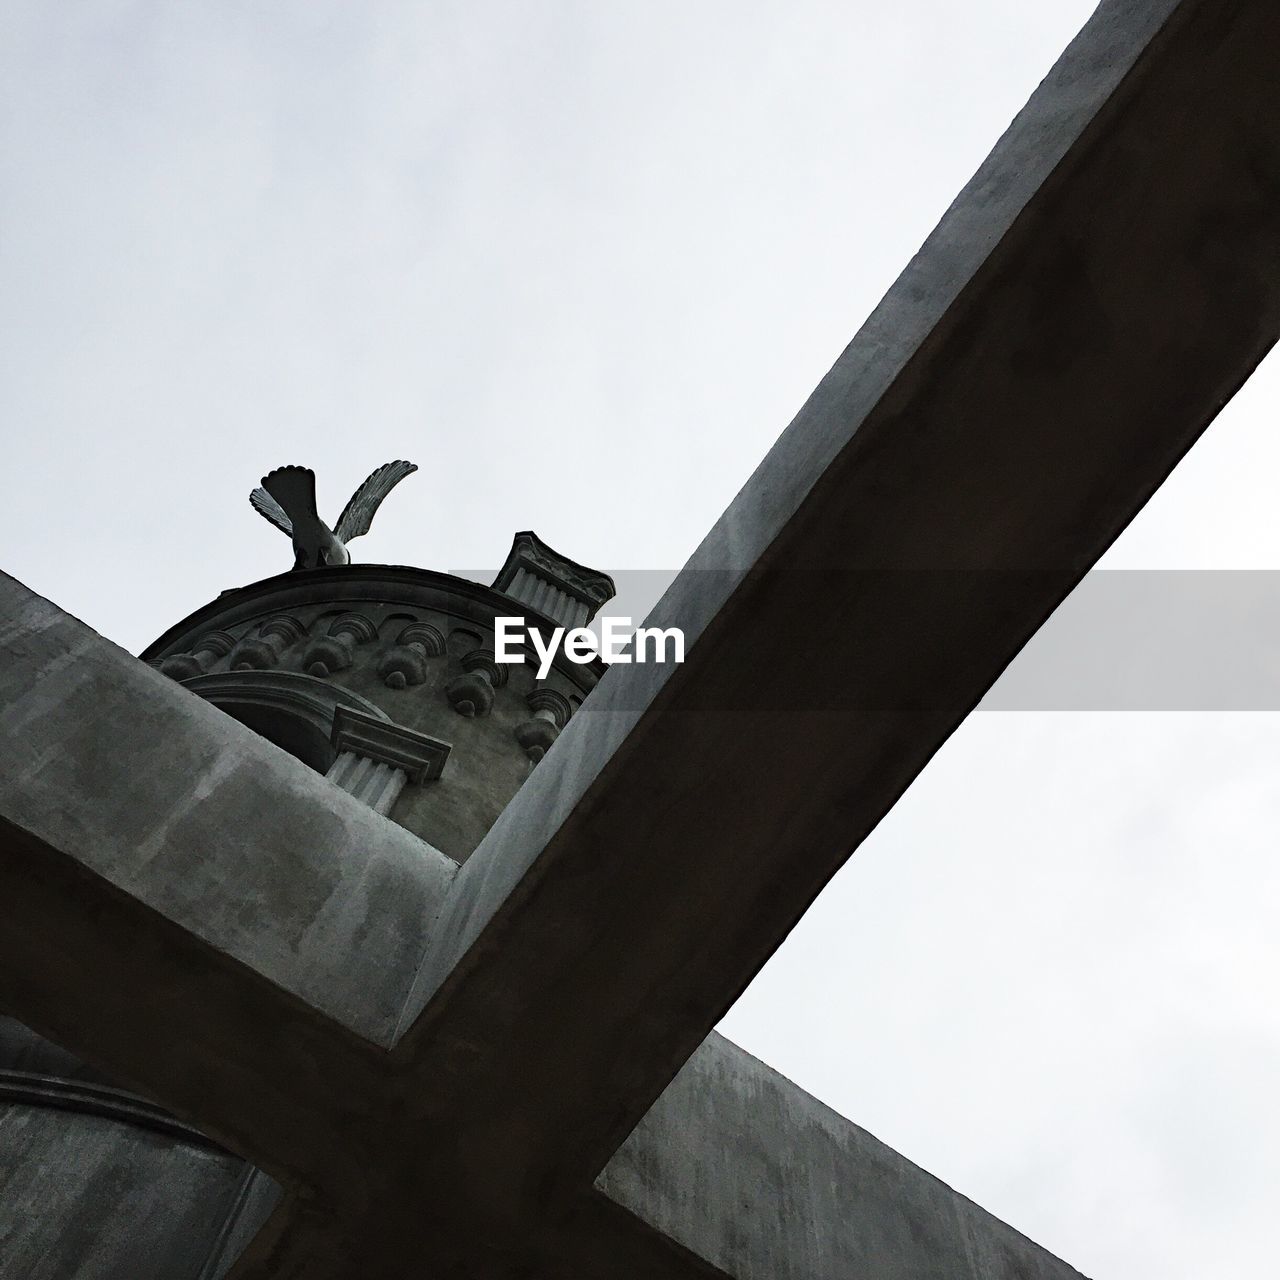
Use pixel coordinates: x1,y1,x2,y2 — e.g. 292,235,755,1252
4,4,1279,1277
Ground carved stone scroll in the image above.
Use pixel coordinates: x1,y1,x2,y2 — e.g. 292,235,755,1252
444,651,508,719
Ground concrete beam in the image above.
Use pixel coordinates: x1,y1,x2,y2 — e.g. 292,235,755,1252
392,0,1280,1207
597,1034,1086,1280
232,1035,1093,1280
0,572,456,1196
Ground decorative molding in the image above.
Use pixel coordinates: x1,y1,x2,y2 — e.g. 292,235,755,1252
326,753,405,815
514,686,574,763
526,687,573,725
0,1068,225,1151
462,650,508,687
378,622,445,690
397,623,445,654
261,615,305,644
303,637,350,678
197,630,238,658
229,613,306,671
445,650,507,718
182,670,389,773
184,670,387,730
330,707,450,784
329,613,378,644
157,629,238,681
304,611,376,678
138,563,606,691
491,531,616,628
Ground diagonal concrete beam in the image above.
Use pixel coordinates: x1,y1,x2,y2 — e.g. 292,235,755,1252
596,1033,1087,1280
392,0,1280,1209
225,1035,1093,1280
0,572,456,1196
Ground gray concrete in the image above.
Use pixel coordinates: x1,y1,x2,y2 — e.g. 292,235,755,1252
598,1034,1087,1280
0,1013,283,1280
0,571,455,1201
0,574,455,1048
0,1102,251,1280
5,0,1279,1274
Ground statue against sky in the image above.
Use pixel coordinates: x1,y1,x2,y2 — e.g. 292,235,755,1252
250,461,417,569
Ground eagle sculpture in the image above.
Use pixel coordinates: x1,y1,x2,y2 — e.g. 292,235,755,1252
250,461,417,569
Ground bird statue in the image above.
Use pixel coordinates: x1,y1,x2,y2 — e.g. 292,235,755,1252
249,461,417,569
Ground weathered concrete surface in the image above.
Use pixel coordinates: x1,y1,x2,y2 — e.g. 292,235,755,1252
0,574,456,1045
389,0,1280,1221
0,1101,249,1280
0,1015,283,1280
598,1034,1087,1280
0,571,456,1197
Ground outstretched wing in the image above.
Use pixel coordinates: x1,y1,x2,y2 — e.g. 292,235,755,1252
334,460,417,543
250,486,293,536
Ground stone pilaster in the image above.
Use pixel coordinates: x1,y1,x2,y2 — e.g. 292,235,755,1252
325,706,450,816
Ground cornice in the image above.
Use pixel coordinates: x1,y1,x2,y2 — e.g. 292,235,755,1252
140,564,608,682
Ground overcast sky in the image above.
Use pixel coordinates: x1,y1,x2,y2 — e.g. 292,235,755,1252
4,3,1279,1277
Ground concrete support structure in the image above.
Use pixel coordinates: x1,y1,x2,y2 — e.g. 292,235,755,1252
3,0,1279,1275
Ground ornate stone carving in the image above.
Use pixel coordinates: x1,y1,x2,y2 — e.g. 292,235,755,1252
491,531,616,629
249,460,418,571
378,623,446,690
326,706,451,816
229,615,306,671
303,613,378,678
514,687,573,763
330,707,450,783
444,650,508,718
139,565,607,857
157,630,237,681
181,669,390,774
182,670,448,816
